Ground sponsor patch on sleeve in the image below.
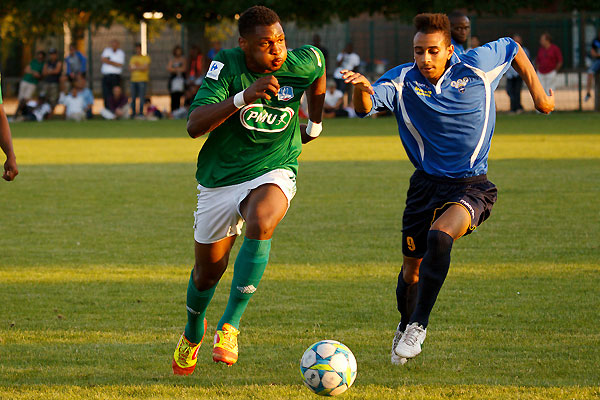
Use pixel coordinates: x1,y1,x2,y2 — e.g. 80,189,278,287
206,61,225,80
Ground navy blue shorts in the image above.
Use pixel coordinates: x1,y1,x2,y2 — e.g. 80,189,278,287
402,170,497,258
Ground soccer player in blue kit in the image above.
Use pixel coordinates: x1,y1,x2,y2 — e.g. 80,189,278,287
342,13,554,364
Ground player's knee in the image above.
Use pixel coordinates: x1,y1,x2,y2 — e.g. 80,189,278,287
426,230,454,258
245,215,278,239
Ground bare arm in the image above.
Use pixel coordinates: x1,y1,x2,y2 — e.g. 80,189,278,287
511,43,555,114
300,71,326,144
340,69,374,114
187,75,280,138
102,57,123,68
0,105,18,181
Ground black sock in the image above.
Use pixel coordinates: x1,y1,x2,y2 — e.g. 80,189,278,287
396,268,418,332
410,230,454,328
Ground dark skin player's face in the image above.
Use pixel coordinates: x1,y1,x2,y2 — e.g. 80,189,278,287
451,16,470,44
239,22,287,74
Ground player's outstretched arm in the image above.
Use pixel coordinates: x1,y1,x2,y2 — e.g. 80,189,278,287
511,44,555,114
340,69,374,114
0,104,18,181
187,75,280,138
300,71,326,144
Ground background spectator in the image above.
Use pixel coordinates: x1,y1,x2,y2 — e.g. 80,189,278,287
187,45,204,86
59,87,86,121
536,32,562,94
129,42,151,119
206,41,222,66
17,50,45,106
333,42,360,101
65,43,87,80
41,48,62,111
100,85,129,120
585,30,600,102
505,34,530,113
470,35,481,48
20,94,51,122
74,75,94,119
323,80,345,118
166,45,186,115
101,39,125,108
449,11,470,55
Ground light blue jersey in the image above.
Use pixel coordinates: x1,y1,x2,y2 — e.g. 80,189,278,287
451,38,466,55
364,37,519,178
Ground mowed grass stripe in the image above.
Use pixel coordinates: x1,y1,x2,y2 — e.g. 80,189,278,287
12,133,600,165
0,384,598,400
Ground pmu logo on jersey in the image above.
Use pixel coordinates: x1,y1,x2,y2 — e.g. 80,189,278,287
240,104,295,132
206,61,224,80
277,86,294,101
451,77,469,93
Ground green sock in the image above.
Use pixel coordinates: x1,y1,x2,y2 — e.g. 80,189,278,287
184,269,217,344
217,238,271,330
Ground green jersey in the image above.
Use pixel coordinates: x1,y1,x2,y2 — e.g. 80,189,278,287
23,59,44,85
189,45,325,187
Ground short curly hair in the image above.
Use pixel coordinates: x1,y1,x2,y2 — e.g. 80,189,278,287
238,6,281,38
414,13,451,47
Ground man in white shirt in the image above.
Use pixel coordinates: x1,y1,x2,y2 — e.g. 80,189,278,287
333,43,361,92
59,88,86,122
100,39,125,108
323,80,345,118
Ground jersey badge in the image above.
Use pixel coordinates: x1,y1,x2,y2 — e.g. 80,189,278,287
240,104,295,133
206,61,225,80
277,86,294,101
450,77,469,93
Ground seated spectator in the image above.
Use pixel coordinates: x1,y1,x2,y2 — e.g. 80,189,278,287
59,87,86,122
100,85,129,120
16,50,45,116
323,80,345,118
73,76,94,119
172,85,197,119
144,98,163,121
19,95,51,122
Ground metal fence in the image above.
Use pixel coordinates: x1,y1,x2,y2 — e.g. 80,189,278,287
1,12,599,111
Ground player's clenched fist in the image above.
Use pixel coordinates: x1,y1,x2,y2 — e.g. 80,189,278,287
340,69,374,95
244,75,281,102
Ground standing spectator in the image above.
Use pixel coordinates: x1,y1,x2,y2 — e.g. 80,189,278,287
505,34,530,113
167,45,186,114
187,45,204,86
129,43,151,119
585,30,600,102
1,73,18,181
100,39,125,108
333,43,360,94
449,11,470,55
100,85,129,120
312,34,329,68
59,86,87,122
41,48,62,111
17,50,45,105
536,32,563,94
65,43,87,80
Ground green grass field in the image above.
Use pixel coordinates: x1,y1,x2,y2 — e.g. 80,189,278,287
1,113,599,399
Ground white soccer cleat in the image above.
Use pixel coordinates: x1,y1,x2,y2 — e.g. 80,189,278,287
391,322,408,365
394,322,427,359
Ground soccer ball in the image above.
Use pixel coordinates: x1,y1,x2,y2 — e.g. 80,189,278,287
300,340,357,396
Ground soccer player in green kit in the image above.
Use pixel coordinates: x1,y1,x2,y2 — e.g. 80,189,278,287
172,5,326,374
0,74,18,182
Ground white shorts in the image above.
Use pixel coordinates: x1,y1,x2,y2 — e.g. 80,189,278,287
193,169,297,244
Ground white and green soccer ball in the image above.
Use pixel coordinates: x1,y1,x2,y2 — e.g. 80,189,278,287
300,340,357,396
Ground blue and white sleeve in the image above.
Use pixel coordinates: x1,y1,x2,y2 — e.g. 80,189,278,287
359,70,400,118
461,37,519,89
